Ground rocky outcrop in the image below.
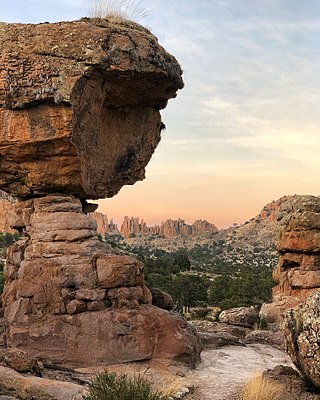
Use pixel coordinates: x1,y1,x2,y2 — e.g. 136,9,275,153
0,19,183,200
120,216,218,238
90,211,119,235
218,307,258,328
2,195,201,368
0,191,15,234
282,292,320,388
266,195,320,324
0,19,201,370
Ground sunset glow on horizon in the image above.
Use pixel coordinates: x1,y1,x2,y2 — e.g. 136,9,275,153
3,0,320,228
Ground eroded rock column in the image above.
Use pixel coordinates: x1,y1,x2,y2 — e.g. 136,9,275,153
263,196,320,324
2,195,200,367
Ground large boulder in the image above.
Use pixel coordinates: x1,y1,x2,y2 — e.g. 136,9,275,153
0,19,183,200
218,307,258,328
283,291,320,387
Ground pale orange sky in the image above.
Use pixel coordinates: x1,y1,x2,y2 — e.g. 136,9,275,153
6,0,320,229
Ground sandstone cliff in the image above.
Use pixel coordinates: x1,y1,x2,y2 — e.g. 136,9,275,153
0,19,201,369
120,216,218,238
91,211,118,235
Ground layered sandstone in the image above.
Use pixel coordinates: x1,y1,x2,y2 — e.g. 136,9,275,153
91,211,118,235
265,195,320,324
120,216,218,238
0,19,201,369
0,19,183,199
2,195,201,368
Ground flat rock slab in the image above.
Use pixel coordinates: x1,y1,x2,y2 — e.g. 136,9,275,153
0,366,83,400
184,344,295,400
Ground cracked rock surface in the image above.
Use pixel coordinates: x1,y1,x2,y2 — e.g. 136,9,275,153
0,19,183,199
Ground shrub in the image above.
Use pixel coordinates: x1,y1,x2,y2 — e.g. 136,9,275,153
239,375,284,400
84,371,165,400
84,0,149,22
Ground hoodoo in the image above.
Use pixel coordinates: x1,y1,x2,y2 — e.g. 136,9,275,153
0,19,201,368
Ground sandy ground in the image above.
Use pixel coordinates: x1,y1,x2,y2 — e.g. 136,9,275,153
183,344,295,400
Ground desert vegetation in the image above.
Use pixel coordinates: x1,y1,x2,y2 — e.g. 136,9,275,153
84,371,164,400
83,0,149,21
239,375,284,400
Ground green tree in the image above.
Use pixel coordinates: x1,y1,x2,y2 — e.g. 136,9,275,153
170,274,208,313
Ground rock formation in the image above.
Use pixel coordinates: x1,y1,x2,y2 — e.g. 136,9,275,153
0,19,201,369
120,216,218,238
263,195,320,325
282,292,320,388
90,211,118,236
0,19,183,199
0,190,15,234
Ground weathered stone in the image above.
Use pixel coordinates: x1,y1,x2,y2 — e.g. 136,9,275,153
197,331,244,349
0,319,6,348
151,288,174,310
0,19,201,371
0,365,83,400
244,330,285,351
271,196,320,326
4,348,36,372
2,195,201,368
108,286,145,309
218,307,258,328
0,20,183,200
75,289,106,301
264,365,320,400
86,301,106,312
283,292,320,388
66,300,87,315
96,254,144,288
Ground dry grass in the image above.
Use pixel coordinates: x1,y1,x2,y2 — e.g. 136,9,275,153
83,0,149,22
239,375,284,400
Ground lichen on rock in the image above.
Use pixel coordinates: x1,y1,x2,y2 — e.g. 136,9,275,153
0,19,201,370
0,19,183,199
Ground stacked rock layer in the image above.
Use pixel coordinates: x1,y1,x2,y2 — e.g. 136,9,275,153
267,195,320,324
2,196,200,368
0,19,201,368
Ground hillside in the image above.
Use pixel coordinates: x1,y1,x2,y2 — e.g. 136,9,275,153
105,196,293,274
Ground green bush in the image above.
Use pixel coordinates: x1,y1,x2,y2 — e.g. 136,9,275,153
84,371,165,400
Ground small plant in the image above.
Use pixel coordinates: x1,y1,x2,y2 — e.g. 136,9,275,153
84,371,165,400
83,0,149,22
239,375,284,400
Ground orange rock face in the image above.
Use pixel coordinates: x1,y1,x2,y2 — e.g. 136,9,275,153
0,19,183,199
0,20,202,369
2,195,201,368
269,196,320,323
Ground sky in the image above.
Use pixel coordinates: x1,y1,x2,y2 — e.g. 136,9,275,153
1,0,320,228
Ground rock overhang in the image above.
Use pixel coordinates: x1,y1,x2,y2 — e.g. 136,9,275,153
0,18,183,199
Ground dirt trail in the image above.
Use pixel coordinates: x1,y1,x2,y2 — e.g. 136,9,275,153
184,344,294,400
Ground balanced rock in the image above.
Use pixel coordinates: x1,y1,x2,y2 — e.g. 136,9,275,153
269,195,320,324
283,292,320,388
0,19,183,199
